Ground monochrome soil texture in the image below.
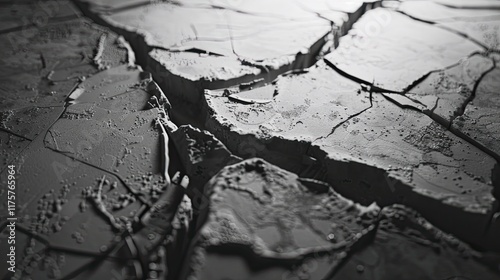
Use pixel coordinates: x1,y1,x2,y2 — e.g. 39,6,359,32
1,0,500,279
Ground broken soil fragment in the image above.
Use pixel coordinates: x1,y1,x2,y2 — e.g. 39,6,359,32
180,158,380,280
325,9,482,92
44,65,167,197
75,0,382,104
0,17,129,141
204,65,500,253
332,205,500,280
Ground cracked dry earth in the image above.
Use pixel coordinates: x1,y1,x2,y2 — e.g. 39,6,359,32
1,0,500,279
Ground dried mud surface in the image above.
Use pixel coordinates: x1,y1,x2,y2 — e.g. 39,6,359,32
1,0,500,279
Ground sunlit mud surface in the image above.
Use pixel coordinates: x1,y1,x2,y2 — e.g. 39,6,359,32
1,0,500,279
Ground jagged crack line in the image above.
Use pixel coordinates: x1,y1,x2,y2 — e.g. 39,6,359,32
381,93,424,113
438,14,500,23
323,58,399,93
0,127,33,142
15,223,129,260
452,58,497,120
150,45,225,57
321,211,381,280
395,10,491,51
45,145,151,206
314,90,373,142
0,14,82,35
